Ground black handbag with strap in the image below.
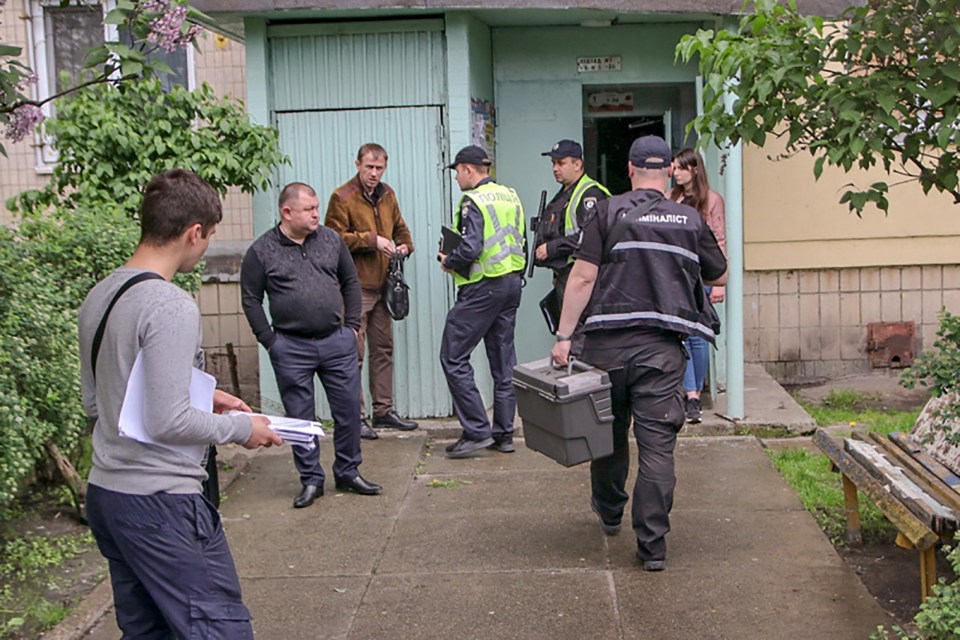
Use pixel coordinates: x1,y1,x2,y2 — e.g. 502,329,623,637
383,254,410,321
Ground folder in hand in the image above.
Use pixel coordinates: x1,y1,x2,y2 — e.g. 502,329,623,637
539,288,561,334
439,225,462,254
438,226,471,279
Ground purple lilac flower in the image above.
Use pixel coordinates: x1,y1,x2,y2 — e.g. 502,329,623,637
147,4,195,52
5,104,44,143
140,0,168,12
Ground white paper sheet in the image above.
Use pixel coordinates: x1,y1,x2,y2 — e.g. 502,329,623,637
117,350,213,463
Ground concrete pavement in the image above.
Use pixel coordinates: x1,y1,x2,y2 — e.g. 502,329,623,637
76,428,891,639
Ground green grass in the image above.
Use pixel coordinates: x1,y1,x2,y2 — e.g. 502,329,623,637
0,530,96,638
769,448,894,545
799,388,921,437
425,478,471,489
771,388,922,545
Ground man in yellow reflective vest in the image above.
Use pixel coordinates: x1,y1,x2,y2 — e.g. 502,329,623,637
437,145,526,458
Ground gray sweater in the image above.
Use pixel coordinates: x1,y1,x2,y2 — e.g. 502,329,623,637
79,267,252,495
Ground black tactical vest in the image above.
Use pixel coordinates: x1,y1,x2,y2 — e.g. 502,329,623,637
583,190,717,343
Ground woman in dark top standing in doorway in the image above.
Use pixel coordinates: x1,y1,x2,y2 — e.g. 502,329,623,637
671,148,727,423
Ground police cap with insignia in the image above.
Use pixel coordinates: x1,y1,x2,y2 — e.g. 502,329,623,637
541,139,583,160
447,145,493,169
629,135,672,169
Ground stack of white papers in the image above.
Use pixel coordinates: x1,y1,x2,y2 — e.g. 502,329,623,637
226,411,326,450
118,352,213,464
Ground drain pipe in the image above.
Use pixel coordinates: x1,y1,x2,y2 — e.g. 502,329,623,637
723,90,745,420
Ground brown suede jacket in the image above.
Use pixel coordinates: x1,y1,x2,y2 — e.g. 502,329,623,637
324,176,415,291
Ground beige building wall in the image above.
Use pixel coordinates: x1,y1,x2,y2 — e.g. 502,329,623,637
191,30,260,401
742,138,960,381
743,136,960,271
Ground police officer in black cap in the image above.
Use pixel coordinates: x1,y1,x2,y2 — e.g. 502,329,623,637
534,140,610,306
551,135,727,572
438,145,526,458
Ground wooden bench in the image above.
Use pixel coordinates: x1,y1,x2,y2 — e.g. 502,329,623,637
813,392,960,600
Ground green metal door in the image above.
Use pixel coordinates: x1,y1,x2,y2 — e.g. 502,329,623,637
272,107,453,419
258,21,455,419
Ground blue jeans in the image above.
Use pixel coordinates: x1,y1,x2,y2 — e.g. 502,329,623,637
683,286,712,394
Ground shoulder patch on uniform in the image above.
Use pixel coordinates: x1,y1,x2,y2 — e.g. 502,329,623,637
583,197,597,209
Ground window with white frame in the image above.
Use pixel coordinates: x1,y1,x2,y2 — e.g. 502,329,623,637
29,0,194,167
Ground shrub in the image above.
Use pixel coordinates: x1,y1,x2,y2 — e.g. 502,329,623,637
872,538,960,640
0,78,286,509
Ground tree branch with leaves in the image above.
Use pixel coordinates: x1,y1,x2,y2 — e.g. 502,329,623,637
0,0,208,153
676,0,960,214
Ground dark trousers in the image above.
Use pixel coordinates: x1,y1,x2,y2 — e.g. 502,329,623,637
584,335,686,562
357,288,395,418
86,484,252,640
268,326,363,486
440,273,522,442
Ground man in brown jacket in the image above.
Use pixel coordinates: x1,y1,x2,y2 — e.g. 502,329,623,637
325,143,418,439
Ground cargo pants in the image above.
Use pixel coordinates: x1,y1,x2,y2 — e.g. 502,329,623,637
86,483,252,639
584,334,687,563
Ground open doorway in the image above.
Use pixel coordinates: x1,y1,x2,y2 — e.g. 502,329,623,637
582,83,698,194
586,115,665,195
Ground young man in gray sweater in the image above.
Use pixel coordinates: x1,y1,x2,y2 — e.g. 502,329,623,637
78,169,282,639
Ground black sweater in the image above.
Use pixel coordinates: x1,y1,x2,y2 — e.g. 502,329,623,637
241,225,362,349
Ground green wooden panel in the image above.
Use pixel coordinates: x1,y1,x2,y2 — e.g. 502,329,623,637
273,107,454,419
269,23,446,112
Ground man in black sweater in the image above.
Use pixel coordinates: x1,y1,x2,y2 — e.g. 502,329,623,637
241,182,382,508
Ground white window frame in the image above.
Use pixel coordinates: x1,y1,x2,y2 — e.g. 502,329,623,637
27,0,195,171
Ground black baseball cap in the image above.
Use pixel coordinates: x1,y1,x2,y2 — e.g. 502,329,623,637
447,145,492,169
629,135,672,169
541,139,583,160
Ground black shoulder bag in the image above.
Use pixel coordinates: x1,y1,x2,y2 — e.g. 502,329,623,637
384,254,410,321
91,271,221,508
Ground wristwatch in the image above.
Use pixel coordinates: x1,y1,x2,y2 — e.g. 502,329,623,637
555,333,572,342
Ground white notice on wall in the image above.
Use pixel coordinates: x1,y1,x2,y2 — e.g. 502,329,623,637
577,56,622,73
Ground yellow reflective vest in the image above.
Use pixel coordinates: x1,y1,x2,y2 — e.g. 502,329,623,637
563,173,611,236
452,182,527,287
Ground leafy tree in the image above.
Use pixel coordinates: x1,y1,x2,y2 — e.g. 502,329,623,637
0,78,287,511
0,0,206,154
10,79,285,217
676,0,960,214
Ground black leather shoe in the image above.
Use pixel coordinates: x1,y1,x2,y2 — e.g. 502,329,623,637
335,475,382,495
372,410,418,431
446,436,495,458
293,484,322,509
486,439,516,453
360,418,379,440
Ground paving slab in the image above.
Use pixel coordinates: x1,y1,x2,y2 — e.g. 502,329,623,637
711,363,817,434
242,576,368,640
380,509,610,573
348,572,621,640
614,564,888,639
407,468,590,514
76,436,891,640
